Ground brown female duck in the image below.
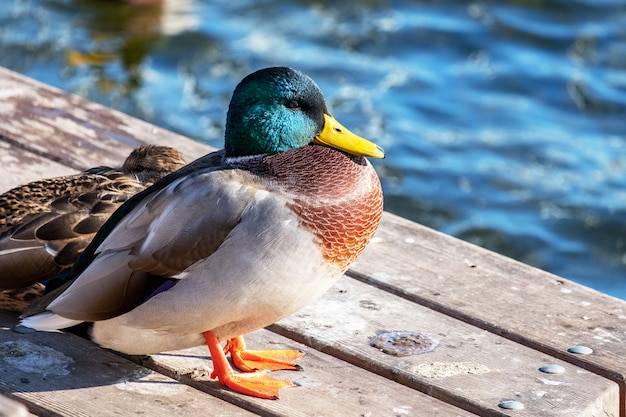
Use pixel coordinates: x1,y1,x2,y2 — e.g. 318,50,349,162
0,145,186,310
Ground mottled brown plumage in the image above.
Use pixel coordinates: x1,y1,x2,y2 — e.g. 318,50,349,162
0,145,186,308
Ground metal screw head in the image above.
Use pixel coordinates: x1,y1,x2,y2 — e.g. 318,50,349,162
498,400,524,410
567,345,593,355
539,364,565,374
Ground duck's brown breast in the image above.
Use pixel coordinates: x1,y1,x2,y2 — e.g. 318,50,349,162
259,145,383,271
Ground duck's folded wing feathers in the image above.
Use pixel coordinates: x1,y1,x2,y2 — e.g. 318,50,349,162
34,168,263,322
0,171,146,289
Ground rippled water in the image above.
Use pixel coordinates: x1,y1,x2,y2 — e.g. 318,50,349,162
1,0,625,298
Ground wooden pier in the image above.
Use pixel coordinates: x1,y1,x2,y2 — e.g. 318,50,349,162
0,67,624,416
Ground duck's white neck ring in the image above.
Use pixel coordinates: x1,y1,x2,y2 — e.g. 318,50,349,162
223,154,268,165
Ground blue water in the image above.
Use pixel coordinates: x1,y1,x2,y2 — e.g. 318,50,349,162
1,0,625,298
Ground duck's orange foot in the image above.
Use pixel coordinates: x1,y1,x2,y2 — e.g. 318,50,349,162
214,370,297,400
225,336,304,372
203,331,298,399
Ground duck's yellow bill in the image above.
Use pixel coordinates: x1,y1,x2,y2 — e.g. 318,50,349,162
313,114,385,159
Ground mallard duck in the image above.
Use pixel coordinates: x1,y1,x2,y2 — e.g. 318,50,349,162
20,67,384,399
0,145,186,311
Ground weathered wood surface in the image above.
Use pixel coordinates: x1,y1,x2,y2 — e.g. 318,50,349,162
139,329,477,417
0,67,208,171
350,214,626,413
273,278,619,416
0,66,624,416
0,309,473,417
0,311,257,417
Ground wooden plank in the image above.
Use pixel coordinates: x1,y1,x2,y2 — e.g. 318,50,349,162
348,212,626,415
0,142,76,193
271,278,620,417
0,67,212,171
131,329,475,417
0,311,256,417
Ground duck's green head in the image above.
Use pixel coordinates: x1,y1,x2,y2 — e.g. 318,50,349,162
225,67,384,159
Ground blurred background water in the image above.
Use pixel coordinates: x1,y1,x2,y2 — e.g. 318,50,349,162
1,0,625,299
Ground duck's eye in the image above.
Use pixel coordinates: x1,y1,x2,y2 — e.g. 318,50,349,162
286,100,300,110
